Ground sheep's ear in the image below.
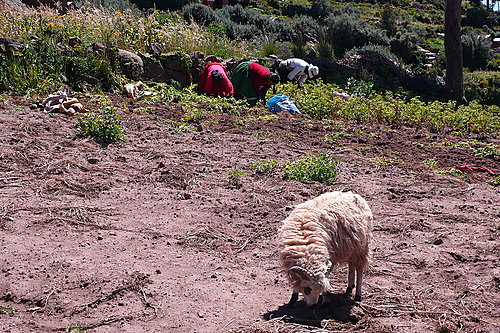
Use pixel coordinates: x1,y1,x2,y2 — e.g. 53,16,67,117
289,266,313,280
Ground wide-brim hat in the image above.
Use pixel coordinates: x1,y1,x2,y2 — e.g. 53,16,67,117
308,65,319,78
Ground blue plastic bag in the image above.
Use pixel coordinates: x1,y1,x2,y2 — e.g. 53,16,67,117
267,94,300,115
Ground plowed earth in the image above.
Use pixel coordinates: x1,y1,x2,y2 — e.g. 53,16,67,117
0,93,498,333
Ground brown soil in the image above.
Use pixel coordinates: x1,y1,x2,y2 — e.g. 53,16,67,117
0,93,498,333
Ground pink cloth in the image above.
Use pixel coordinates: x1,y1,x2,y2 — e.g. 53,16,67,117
199,63,234,97
455,164,496,175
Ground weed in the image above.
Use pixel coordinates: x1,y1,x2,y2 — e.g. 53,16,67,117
283,153,338,183
251,159,279,175
67,326,86,333
133,106,155,113
412,142,425,148
324,131,349,143
171,123,191,135
228,169,247,189
75,107,126,145
471,144,499,161
249,131,271,139
422,158,438,167
487,175,500,187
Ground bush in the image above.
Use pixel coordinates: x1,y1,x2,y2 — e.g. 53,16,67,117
464,71,500,106
462,6,499,28
325,11,390,56
76,107,126,145
283,153,339,184
461,30,493,70
182,3,219,26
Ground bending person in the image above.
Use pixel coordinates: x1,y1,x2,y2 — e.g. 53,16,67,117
231,61,280,105
198,62,234,97
279,58,319,84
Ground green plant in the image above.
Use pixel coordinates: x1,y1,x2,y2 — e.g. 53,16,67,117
283,153,338,183
251,159,279,174
75,107,126,145
345,78,374,98
422,158,438,167
228,169,247,189
471,144,499,160
487,175,500,187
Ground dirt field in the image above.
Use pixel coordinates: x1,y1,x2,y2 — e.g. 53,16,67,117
0,93,498,333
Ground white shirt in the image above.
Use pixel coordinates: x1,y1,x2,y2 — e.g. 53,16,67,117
283,58,310,83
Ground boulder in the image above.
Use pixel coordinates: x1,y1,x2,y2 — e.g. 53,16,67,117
142,54,167,82
159,53,191,87
117,49,144,80
0,37,24,53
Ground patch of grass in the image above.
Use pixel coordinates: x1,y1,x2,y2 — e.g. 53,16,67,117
422,158,438,167
75,107,126,145
249,131,271,139
67,326,86,333
283,153,338,183
170,123,191,135
487,175,500,187
471,144,499,161
251,159,279,174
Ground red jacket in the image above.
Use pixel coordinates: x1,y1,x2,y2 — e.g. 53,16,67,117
199,62,234,97
249,62,272,99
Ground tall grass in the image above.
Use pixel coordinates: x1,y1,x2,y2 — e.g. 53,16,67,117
0,6,251,94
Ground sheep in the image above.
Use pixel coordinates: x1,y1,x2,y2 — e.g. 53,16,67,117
278,191,373,307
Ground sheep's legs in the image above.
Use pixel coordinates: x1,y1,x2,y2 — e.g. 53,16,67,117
287,292,299,307
346,263,355,295
354,266,363,302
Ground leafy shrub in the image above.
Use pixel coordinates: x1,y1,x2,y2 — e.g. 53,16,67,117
76,107,126,144
280,82,500,133
345,44,401,63
464,71,500,106
462,6,499,28
345,78,374,97
461,30,493,71
251,159,280,174
182,3,219,26
325,11,390,56
283,153,339,184
390,32,423,65
471,144,499,161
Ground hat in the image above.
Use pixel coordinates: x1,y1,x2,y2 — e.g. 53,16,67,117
308,65,319,78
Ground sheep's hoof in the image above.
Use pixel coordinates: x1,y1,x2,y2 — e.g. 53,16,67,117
354,295,361,302
345,286,353,296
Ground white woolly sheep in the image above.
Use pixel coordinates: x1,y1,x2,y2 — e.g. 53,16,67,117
278,191,373,307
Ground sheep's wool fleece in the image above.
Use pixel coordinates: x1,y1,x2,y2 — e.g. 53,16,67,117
279,191,373,277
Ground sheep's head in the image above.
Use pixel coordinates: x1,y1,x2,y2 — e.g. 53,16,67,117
289,263,331,306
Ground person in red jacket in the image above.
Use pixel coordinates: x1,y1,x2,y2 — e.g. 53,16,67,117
231,61,280,105
198,62,234,97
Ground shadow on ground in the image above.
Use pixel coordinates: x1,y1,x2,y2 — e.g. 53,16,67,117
263,293,363,327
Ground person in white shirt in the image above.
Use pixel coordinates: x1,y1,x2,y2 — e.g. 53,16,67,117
279,58,319,84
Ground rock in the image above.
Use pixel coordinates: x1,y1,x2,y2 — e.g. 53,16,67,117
159,53,191,87
204,55,222,63
142,54,167,82
118,49,144,80
0,37,24,53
